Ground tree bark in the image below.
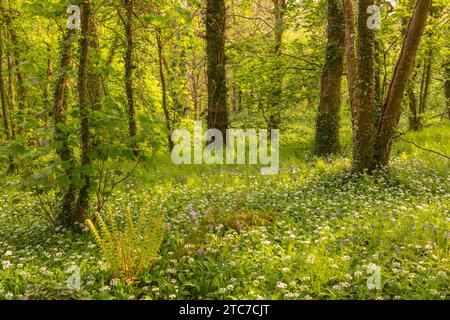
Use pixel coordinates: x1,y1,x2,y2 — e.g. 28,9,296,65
75,0,92,222
268,0,286,131
419,45,433,115
0,20,10,141
121,0,138,156
156,29,174,151
445,62,450,120
342,0,358,126
54,29,78,226
4,1,27,128
407,83,420,131
374,0,432,166
315,0,345,156
206,0,228,136
352,0,377,172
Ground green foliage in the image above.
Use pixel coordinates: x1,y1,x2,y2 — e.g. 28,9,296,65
86,207,165,283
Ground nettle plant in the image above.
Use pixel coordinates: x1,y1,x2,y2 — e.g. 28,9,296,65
86,207,165,282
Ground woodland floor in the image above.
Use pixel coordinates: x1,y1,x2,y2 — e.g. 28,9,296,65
0,122,449,300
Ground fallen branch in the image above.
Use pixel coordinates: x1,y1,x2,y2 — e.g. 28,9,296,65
398,136,450,160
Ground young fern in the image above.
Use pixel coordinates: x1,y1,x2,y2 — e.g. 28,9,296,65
85,207,165,282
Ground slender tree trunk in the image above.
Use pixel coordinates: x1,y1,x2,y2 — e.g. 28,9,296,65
75,0,92,222
268,0,286,131
374,0,433,166
156,29,174,151
315,0,344,156
419,46,433,115
87,18,104,112
54,30,78,226
407,84,420,131
6,37,15,138
445,62,450,119
0,21,10,141
342,0,358,126
206,0,228,136
121,0,138,156
44,29,53,127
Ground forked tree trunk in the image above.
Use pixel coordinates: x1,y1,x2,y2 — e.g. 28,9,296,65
315,0,345,156
206,0,228,136
343,0,432,171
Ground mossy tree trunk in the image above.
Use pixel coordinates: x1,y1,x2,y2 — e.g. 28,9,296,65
352,0,377,172
314,0,345,157
206,0,228,136
54,29,78,226
75,0,92,223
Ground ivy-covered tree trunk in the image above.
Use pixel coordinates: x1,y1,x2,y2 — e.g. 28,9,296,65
374,0,432,167
75,0,92,222
314,0,344,156
342,0,358,128
0,2,15,174
4,1,27,130
87,18,104,112
206,0,228,136
352,0,377,173
0,20,10,141
54,29,78,226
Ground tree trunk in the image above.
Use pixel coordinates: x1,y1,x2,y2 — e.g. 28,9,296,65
374,0,432,166
419,46,433,115
0,20,10,141
315,0,344,156
54,29,78,226
445,62,450,120
87,18,104,112
407,84,420,131
0,2,15,173
4,2,27,129
268,0,286,131
75,0,92,222
353,0,377,172
342,0,358,127
156,29,174,151
121,0,138,156
206,0,228,136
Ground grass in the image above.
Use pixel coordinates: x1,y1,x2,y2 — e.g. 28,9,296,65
0,122,449,300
